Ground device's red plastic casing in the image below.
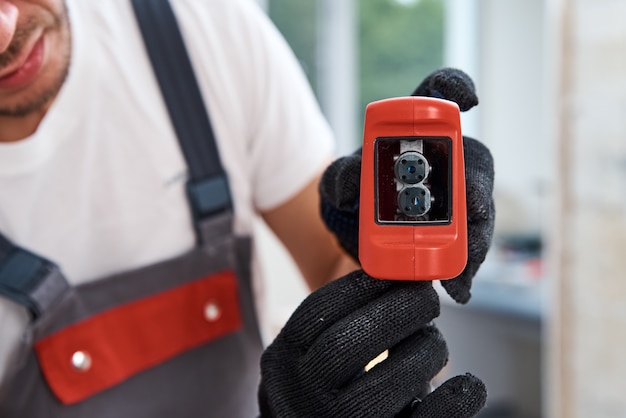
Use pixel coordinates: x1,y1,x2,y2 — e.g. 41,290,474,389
359,96,468,281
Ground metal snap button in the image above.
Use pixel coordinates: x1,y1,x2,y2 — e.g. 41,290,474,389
204,301,221,322
71,351,92,372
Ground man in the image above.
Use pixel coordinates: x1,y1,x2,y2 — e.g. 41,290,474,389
0,0,493,416
0,0,355,415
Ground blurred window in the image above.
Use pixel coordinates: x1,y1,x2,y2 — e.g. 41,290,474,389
269,0,445,150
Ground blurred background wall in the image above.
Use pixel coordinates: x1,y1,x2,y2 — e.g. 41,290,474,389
549,1,626,417
253,0,626,417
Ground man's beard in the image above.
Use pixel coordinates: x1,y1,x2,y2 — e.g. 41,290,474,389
0,6,71,117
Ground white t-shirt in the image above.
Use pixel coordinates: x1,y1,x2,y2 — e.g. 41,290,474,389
0,0,334,385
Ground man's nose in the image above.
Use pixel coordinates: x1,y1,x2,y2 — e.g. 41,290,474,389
0,1,18,53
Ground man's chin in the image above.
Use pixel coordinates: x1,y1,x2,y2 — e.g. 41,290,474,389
0,61,69,118
0,90,59,118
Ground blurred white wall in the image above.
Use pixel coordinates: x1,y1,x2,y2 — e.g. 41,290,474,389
443,3,547,417
444,0,481,139
316,0,359,155
447,1,626,417
548,0,626,417
446,0,549,241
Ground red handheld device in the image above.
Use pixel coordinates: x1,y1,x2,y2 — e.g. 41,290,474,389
358,96,467,281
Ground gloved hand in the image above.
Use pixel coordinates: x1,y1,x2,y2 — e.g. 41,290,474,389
320,67,495,304
258,68,492,418
258,270,487,418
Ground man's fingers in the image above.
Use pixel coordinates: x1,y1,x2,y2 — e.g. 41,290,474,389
412,68,478,112
441,136,495,304
463,136,495,222
410,374,487,418
272,271,392,348
333,325,449,418
299,282,439,389
319,153,362,211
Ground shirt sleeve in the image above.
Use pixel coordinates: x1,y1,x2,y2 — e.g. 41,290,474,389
232,0,336,211
172,0,336,213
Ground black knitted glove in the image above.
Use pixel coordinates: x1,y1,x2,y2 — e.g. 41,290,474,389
411,67,479,111
258,270,487,418
320,68,495,304
441,136,495,303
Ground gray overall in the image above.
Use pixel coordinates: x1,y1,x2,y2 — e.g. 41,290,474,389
0,1,264,416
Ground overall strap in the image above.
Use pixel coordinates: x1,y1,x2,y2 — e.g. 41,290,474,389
0,234,69,319
0,0,230,318
131,0,232,244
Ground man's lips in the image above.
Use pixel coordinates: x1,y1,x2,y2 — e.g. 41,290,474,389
0,35,45,90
